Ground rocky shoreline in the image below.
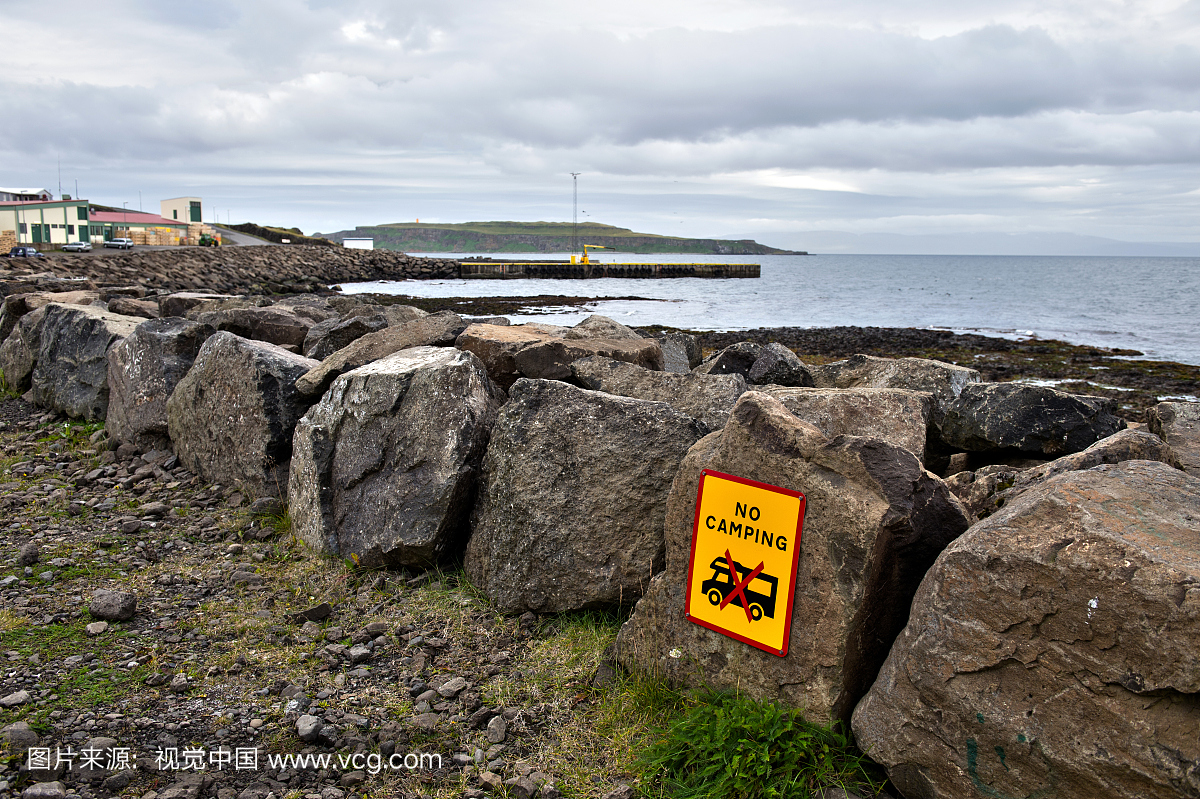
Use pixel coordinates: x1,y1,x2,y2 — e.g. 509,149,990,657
1,250,1199,799
370,294,1200,424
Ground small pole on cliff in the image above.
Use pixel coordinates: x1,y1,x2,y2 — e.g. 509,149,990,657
570,172,580,255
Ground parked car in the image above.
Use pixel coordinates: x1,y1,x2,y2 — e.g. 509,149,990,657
5,246,45,258
103,238,134,250
61,240,93,252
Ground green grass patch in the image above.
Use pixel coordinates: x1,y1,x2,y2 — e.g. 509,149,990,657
0,369,20,401
636,689,887,799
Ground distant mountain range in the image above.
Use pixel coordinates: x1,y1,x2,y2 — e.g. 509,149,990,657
318,221,804,255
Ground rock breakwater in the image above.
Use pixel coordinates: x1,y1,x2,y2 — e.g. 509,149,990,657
2,265,1199,799
11,246,459,295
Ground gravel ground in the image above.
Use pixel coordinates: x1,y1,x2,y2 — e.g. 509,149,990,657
0,398,639,799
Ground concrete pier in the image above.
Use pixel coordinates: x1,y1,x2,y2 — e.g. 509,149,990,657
459,260,760,279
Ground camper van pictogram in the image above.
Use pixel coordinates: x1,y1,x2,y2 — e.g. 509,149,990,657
700,554,779,622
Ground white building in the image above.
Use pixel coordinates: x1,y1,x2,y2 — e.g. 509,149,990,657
161,197,204,224
343,238,374,250
0,188,52,202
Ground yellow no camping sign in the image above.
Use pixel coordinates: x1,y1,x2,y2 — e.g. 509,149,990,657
684,469,806,657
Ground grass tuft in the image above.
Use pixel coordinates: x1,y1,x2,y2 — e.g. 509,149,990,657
636,689,887,799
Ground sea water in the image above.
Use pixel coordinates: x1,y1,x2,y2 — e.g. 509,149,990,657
338,253,1200,366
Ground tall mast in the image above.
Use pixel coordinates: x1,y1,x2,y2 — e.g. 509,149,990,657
570,172,580,255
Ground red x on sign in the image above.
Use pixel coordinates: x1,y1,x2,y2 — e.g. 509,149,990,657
718,549,766,623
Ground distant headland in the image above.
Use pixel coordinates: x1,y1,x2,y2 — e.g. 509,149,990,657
316,221,806,255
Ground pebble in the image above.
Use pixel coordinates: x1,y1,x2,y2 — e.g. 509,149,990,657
89,588,137,621
17,540,39,566
19,781,66,799
296,715,323,743
438,676,468,698
0,689,32,708
486,715,507,744
85,621,109,636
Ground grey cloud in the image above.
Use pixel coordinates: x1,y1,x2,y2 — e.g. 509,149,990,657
3,0,1200,247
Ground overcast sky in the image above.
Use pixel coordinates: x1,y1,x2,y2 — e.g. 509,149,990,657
4,0,1200,252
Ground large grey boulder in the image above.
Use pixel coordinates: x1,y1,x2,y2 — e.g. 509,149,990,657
301,313,388,360
810,354,979,424
296,311,467,397
748,343,815,387
454,323,570,389
106,318,216,451
192,306,313,348
22,290,101,311
31,305,142,420
0,294,30,345
853,460,1200,799
167,332,318,495
1149,401,1200,476
693,341,764,379
572,355,747,432
376,304,429,327
0,305,47,392
106,297,159,319
465,379,706,614
615,391,970,726
564,314,643,341
290,347,503,569
157,292,230,319
940,382,1126,456
761,387,932,463
514,337,664,382
654,331,701,374
272,295,339,324
947,427,1182,521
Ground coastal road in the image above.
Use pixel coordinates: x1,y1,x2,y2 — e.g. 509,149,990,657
213,226,272,246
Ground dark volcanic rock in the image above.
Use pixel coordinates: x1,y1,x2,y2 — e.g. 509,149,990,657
572,354,746,432
465,378,706,614
946,427,1182,521
693,341,764,379
31,304,142,420
167,331,318,495
89,589,136,621
0,305,48,392
940,382,1126,456
748,343,815,387
853,460,1200,799
295,311,467,397
761,386,932,463
615,390,970,727
301,313,388,360
106,318,216,451
290,347,502,568
454,323,568,390
1149,401,1200,476
193,306,313,348
513,337,665,382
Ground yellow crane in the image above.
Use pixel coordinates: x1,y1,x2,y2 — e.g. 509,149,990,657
575,244,609,264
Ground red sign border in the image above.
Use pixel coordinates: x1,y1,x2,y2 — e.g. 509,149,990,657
683,468,806,657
